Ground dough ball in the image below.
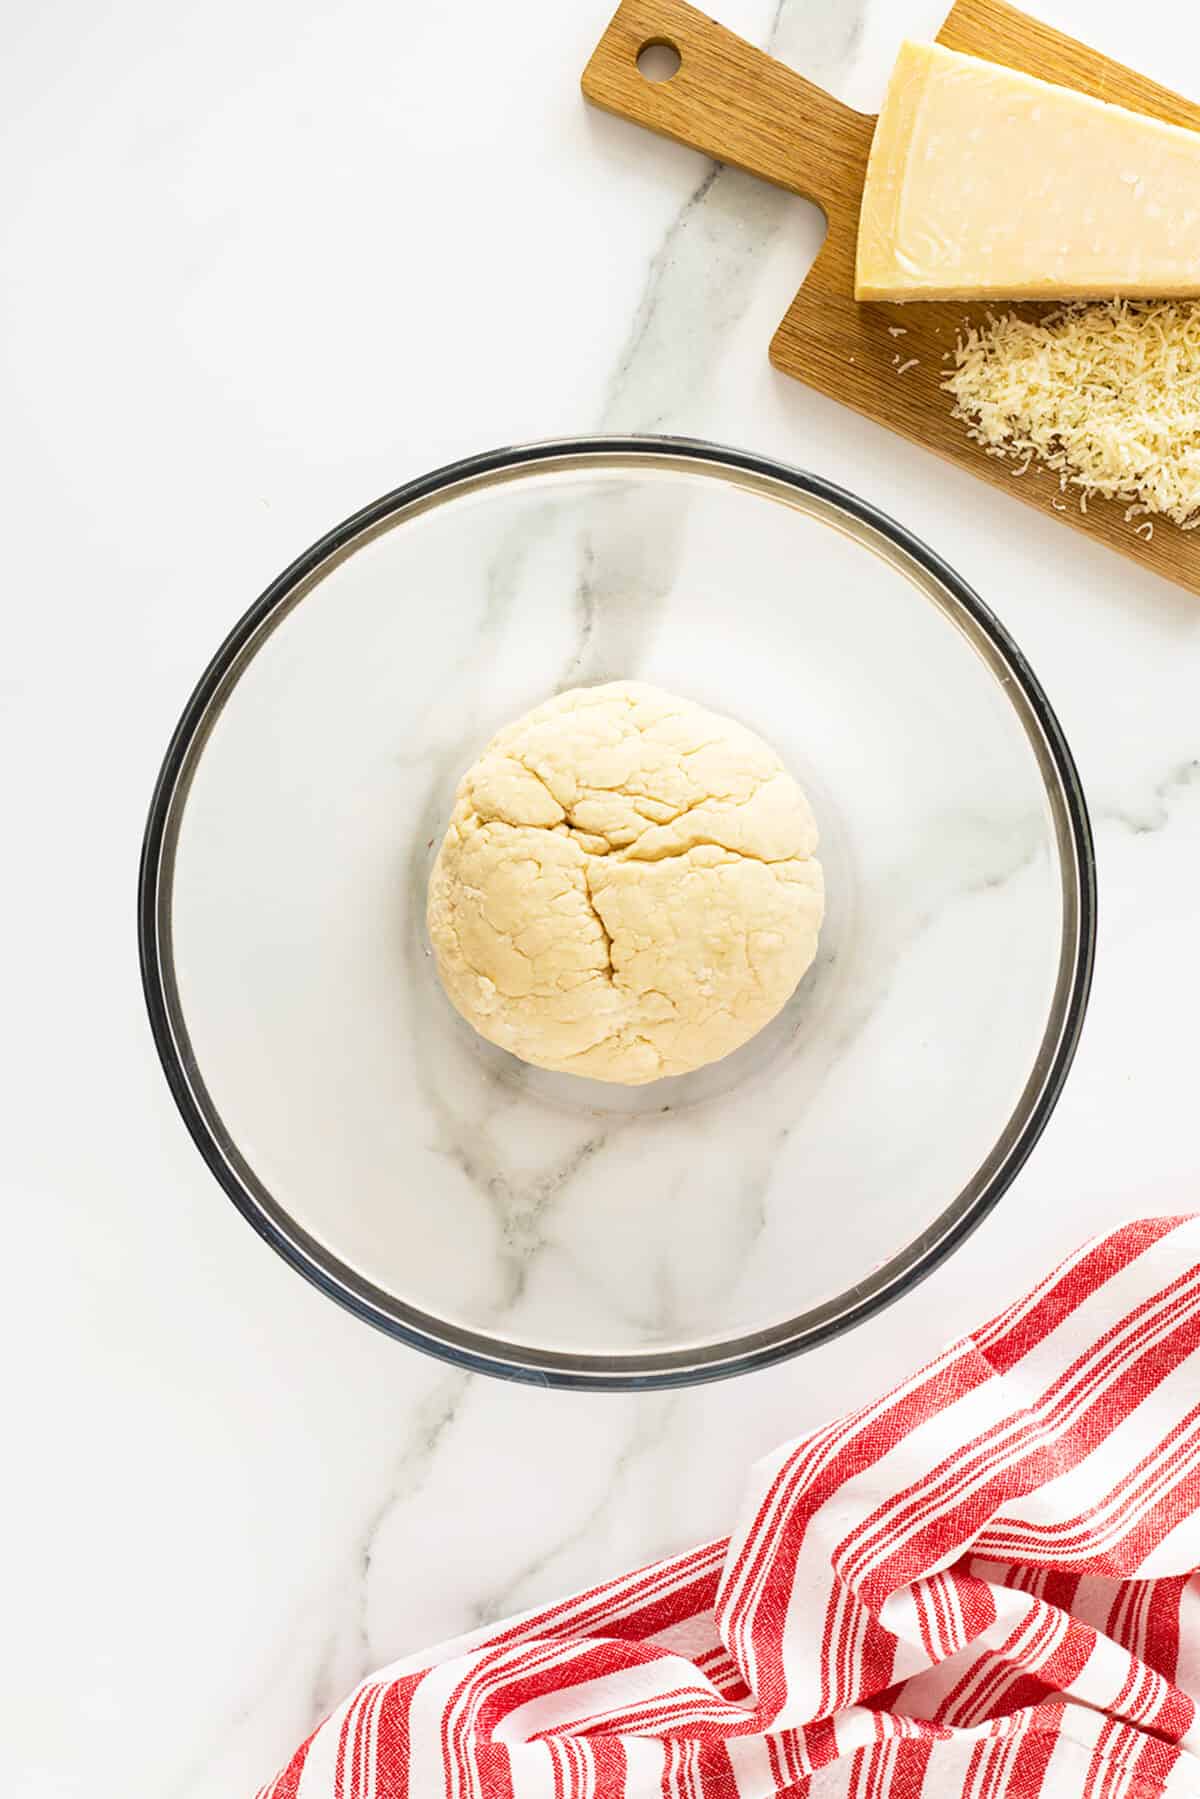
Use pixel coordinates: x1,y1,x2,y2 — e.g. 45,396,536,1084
426,682,824,1084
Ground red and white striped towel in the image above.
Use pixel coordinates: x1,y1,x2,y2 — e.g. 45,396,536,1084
260,1217,1200,1798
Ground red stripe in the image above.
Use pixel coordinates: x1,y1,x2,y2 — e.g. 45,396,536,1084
1131,1727,1184,1790
799,1715,838,1774
963,1606,1065,1728
548,1684,746,1740
978,1407,1200,1569
781,1723,805,1787
549,1733,567,1799
999,1719,1059,1799
720,1414,857,1640
1039,1570,1083,1618
256,1730,315,1799
975,1734,1012,1799
846,1260,1200,1598
912,1579,937,1663
922,1574,950,1661
961,1736,989,1799
936,1600,1054,1727
369,1675,424,1799
334,1685,370,1799
1003,1612,1095,1719
850,1276,1200,1621
1106,1448,1200,1584
861,1736,886,1799
844,1265,1200,1599
978,1220,1184,1371
474,1652,740,1740
488,1547,726,1656
588,1735,625,1794
1106,1582,1137,1649
884,1736,935,1799
722,1353,973,1679
732,1348,990,1719
445,1640,594,1799
856,1613,899,1720
1082,1717,1119,1799
958,1569,1000,1644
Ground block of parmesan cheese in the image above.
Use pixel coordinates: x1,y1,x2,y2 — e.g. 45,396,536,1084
856,42,1200,302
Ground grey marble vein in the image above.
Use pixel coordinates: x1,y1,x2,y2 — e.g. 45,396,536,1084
1102,758,1200,835
439,1126,611,1304
468,1392,683,1630
169,1369,472,1798
599,0,864,434
356,1372,474,1656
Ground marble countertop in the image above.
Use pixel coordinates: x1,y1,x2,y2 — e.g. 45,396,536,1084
5,0,1200,1792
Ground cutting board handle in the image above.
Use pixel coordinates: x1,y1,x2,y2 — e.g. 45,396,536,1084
581,0,874,221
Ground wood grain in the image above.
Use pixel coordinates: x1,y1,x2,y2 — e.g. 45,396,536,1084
582,0,1200,595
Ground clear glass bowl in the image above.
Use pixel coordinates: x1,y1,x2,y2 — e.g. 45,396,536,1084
139,439,1095,1388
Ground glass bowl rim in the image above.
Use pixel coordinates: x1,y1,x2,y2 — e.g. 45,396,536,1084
137,434,1097,1391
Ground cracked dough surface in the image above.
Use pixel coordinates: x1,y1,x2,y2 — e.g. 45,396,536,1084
426,682,824,1084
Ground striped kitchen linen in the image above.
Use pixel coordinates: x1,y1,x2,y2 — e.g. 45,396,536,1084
259,1216,1200,1797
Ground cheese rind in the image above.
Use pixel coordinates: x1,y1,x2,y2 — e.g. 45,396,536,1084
856,42,1200,303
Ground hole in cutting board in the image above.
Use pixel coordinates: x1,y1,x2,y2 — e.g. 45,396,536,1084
637,39,681,83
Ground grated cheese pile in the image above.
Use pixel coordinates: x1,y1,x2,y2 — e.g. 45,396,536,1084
943,301,1200,529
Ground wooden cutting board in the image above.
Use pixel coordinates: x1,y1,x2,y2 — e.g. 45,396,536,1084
582,0,1200,594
